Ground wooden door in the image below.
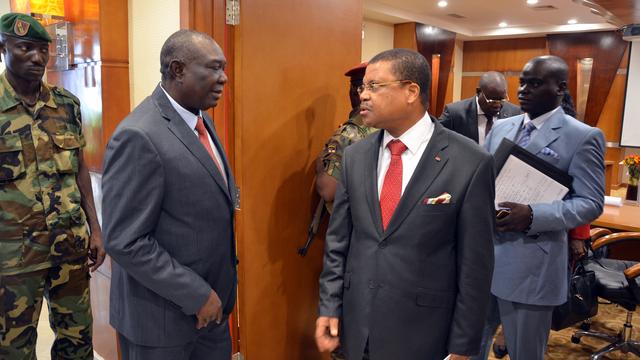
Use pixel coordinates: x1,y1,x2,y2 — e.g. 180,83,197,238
232,1,362,359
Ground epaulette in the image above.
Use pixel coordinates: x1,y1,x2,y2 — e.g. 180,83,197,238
51,86,81,107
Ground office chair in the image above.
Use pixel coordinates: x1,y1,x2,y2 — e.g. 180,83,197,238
571,229,640,359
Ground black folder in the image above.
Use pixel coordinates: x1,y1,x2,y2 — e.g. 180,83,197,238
494,138,573,190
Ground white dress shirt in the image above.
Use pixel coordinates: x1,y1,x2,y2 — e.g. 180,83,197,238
476,96,496,147
161,86,228,183
377,112,435,197
521,106,561,136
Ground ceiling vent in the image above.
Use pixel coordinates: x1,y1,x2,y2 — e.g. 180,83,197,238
530,5,558,10
447,13,466,19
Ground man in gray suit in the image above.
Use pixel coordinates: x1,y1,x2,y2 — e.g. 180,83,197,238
102,30,237,359
480,55,605,359
316,48,495,360
439,72,521,146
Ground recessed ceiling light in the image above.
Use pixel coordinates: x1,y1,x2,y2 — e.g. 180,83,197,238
567,18,578,24
499,21,508,27
438,1,448,7
527,0,539,4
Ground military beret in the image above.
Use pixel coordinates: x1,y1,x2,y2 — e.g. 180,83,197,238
344,61,368,79
0,13,51,42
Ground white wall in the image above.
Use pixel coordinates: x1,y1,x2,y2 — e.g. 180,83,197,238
0,0,11,73
362,19,394,62
128,0,180,108
452,39,463,101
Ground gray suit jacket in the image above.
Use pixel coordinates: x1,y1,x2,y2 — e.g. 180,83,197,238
484,109,605,306
102,85,237,346
319,120,496,358
439,96,521,143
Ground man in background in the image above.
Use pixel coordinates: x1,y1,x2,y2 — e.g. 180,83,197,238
0,13,104,359
102,30,237,359
482,55,605,359
439,71,520,146
316,48,495,359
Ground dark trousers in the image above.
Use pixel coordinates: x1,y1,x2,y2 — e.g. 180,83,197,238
117,319,231,360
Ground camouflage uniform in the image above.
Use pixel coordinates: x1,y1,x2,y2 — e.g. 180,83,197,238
319,114,378,212
0,72,93,359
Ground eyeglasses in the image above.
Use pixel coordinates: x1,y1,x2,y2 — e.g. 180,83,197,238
480,92,509,105
356,80,414,95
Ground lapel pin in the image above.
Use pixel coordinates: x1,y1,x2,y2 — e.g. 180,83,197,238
435,155,441,162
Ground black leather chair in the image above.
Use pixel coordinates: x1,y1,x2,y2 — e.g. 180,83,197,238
571,229,640,359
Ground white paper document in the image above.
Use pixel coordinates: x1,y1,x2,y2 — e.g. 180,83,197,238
495,155,569,208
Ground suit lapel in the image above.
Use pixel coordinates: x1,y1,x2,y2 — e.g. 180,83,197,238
152,86,232,202
365,131,384,237
466,98,480,143
526,109,563,156
505,114,524,142
382,122,449,241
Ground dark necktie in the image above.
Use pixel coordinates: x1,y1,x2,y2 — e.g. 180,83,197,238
380,140,408,230
485,114,494,137
195,116,226,183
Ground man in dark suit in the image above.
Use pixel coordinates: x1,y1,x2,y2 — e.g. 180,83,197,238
102,30,237,359
481,56,605,360
439,72,520,146
316,48,496,360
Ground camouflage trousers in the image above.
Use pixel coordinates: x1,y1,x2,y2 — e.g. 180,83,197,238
0,261,93,360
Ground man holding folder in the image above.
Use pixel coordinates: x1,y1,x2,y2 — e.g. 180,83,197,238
480,55,605,359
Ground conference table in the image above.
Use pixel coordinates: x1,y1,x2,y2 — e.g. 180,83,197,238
592,203,640,232
592,203,640,260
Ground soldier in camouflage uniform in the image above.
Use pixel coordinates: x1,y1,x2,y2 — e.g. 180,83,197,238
316,62,378,213
0,13,105,359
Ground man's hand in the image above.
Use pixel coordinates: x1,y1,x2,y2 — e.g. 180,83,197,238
196,290,223,329
449,355,470,360
88,231,106,272
570,239,587,261
315,316,340,352
496,202,532,232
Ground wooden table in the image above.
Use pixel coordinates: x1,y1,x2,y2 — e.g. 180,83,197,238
592,203,640,232
592,203,640,260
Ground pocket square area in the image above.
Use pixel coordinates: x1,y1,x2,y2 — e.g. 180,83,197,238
423,192,452,204
540,147,559,159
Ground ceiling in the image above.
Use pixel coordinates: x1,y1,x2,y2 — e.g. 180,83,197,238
589,0,640,25
364,0,632,39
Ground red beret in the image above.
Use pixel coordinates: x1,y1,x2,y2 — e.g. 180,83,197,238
344,61,368,79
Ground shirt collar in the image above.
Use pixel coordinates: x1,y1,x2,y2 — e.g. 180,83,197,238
0,71,55,112
382,111,433,155
160,84,202,131
475,96,484,115
523,106,560,129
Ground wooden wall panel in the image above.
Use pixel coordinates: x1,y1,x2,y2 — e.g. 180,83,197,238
547,32,628,127
234,1,362,359
99,0,129,63
462,38,548,72
597,74,627,142
394,23,455,117
461,76,479,99
415,24,456,117
393,22,417,50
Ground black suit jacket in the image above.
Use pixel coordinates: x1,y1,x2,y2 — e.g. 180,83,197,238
103,85,237,346
439,96,521,143
318,120,495,358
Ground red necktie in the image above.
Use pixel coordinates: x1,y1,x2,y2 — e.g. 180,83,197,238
195,116,226,182
380,139,408,230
